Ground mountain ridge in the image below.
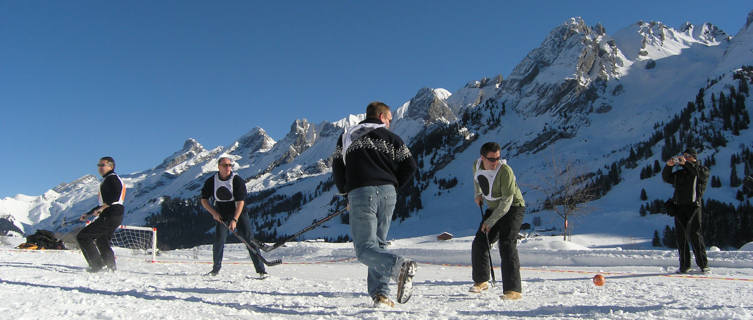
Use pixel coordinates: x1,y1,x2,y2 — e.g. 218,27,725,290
2,11,752,250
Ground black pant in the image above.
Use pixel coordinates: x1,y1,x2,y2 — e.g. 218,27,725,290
212,211,266,274
77,205,124,270
472,206,524,293
674,204,708,270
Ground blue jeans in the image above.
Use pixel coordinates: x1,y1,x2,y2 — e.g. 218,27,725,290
212,211,266,274
348,185,401,298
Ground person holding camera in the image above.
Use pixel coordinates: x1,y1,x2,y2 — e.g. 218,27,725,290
662,148,710,274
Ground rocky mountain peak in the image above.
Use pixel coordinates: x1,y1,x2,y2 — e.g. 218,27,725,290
279,119,318,163
233,127,275,156
404,88,456,123
52,175,99,194
156,138,207,171
503,17,626,116
464,75,503,89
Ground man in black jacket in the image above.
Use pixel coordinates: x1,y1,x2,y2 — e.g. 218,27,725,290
333,101,418,307
200,157,267,277
77,156,126,273
662,148,710,274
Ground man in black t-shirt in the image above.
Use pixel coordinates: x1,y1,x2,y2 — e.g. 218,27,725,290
200,157,266,277
77,156,126,273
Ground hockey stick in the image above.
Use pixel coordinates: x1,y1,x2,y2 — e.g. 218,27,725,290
262,208,348,252
479,204,496,286
60,207,98,227
218,220,282,267
60,217,86,227
248,238,274,252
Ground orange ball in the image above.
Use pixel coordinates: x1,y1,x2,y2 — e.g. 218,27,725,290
593,274,605,286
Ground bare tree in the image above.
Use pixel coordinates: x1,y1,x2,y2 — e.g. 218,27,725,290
527,154,597,241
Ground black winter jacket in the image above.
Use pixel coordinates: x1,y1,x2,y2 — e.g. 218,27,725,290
333,118,417,194
662,162,709,206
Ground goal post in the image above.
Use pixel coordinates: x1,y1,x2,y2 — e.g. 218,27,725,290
111,225,158,262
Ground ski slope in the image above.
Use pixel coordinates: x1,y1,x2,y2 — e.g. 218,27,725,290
2,235,752,319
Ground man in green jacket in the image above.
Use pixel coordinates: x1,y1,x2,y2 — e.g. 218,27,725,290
470,142,526,300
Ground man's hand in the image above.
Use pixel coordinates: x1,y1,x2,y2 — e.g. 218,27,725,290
210,211,222,222
678,156,687,166
474,195,483,207
480,223,491,234
93,207,104,216
346,202,351,212
79,214,88,222
228,219,237,231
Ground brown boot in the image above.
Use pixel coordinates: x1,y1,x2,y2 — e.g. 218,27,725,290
373,294,395,308
468,281,490,293
501,291,522,300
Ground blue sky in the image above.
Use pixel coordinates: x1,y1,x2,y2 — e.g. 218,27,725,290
1,1,751,198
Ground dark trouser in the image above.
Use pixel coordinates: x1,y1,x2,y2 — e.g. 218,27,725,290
212,211,266,274
77,205,124,270
472,206,525,293
674,204,707,270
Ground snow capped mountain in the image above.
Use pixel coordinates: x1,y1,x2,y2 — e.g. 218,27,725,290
392,88,454,140
446,76,502,115
226,127,275,159
501,17,628,117
3,10,753,251
717,10,753,74
155,138,210,174
612,21,729,61
400,87,455,123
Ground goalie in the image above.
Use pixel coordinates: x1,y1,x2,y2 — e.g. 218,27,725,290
76,156,126,273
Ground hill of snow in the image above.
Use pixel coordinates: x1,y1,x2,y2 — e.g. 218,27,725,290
2,235,753,319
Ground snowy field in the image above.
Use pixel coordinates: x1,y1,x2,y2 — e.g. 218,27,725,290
2,235,753,320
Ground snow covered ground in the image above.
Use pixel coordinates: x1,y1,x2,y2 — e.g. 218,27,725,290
2,235,753,319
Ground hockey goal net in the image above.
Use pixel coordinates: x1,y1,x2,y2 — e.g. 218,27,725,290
110,225,158,262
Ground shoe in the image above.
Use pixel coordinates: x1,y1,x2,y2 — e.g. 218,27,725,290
204,269,220,276
86,266,103,273
396,260,417,304
257,272,270,280
676,267,691,274
373,294,395,308
701,267,711,274
105,265,117,272
501,291,522,300
468,281,490,293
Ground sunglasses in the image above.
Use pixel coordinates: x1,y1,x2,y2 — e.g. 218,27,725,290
483,156,501,162
219,163,233,167
97,163,108,167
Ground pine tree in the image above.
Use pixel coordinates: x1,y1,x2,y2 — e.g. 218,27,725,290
640,188,648,201
731,165,742,187
662,225,677,248
711,176,722,188
652,230,662,247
